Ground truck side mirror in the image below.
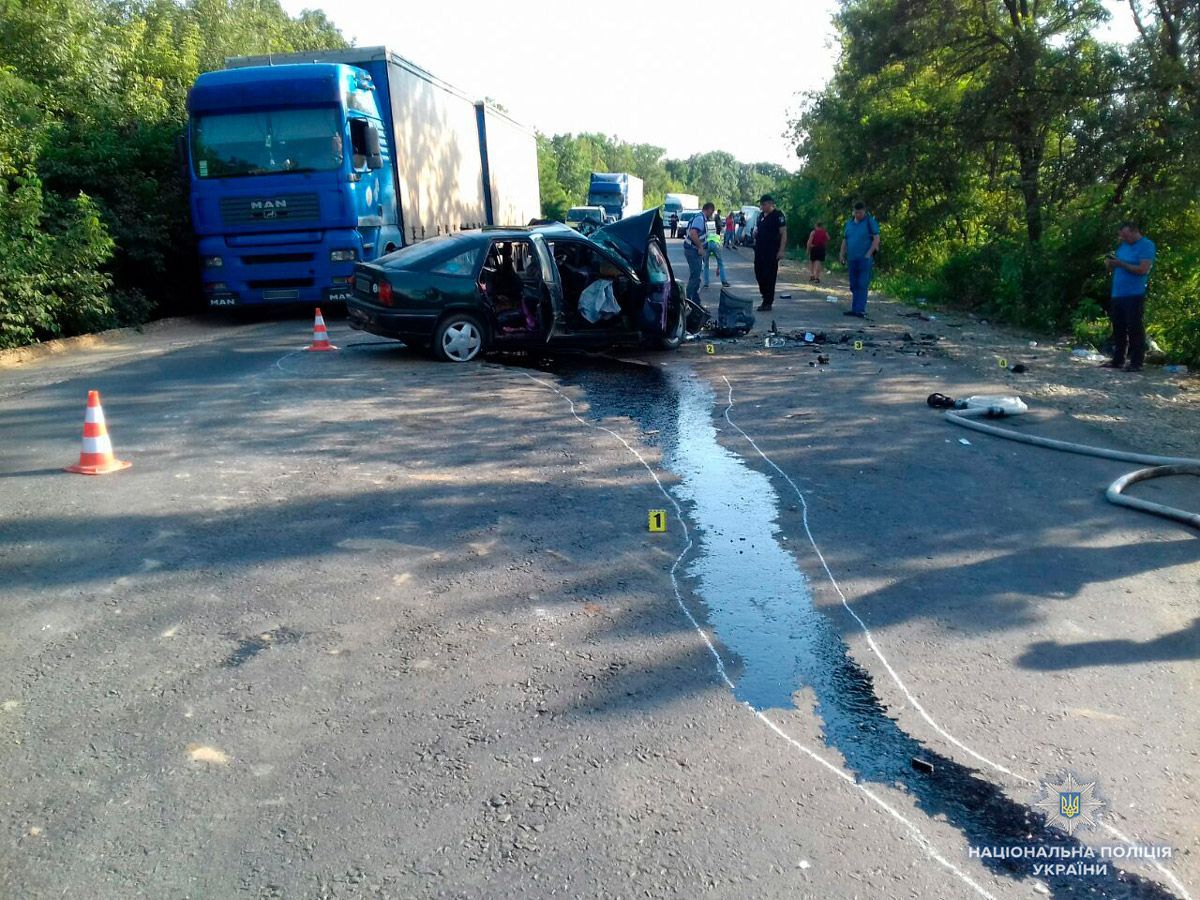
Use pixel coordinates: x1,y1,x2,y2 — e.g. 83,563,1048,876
175,134,190,185
365,125,382,170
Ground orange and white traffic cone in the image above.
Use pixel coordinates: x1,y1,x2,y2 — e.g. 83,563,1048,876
305,307,337,351
65,390,132,475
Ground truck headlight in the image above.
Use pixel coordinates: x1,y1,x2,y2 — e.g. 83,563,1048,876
330,249,357,262
202,256,223,268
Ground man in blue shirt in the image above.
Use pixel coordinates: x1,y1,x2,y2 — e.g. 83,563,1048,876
839,201,880,317
683,203,714,304
1102,220,1156,372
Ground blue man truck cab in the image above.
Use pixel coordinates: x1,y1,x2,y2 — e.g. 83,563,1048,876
586,172,645,223
186,47,540,309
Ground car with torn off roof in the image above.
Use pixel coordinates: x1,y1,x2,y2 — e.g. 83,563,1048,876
346,208,686,362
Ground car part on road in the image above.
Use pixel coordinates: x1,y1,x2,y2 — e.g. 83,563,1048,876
929,393,1200,529
65,390,132,476
715,289,755,336
305,307,338,352
433,313,486,363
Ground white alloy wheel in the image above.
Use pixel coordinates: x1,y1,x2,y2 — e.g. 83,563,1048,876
436,317,484,362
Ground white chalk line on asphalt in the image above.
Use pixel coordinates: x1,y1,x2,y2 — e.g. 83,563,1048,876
719,374,1194,900
522,370,996,900
274,348,310,375
719,375,1023,781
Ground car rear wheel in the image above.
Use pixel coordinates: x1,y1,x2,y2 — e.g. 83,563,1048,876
433,313,486,363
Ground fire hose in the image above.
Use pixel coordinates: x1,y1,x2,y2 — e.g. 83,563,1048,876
927,393,1200,529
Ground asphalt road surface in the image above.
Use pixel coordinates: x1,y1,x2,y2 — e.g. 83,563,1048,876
1,242,1197,900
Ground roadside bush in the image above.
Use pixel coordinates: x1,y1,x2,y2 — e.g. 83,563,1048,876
0,175,114,349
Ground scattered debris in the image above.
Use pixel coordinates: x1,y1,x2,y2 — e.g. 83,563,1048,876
958,438,972,446
911,757,935,774
187,744,230,765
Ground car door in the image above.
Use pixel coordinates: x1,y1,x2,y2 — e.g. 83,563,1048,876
529,233,566,342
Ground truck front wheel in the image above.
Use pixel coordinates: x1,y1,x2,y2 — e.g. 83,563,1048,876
433,313,487,363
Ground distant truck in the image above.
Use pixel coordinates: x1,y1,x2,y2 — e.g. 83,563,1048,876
586,173,644,222
185,47,540,308
663,192,699,222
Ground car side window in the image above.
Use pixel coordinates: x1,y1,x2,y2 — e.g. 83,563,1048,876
430,246,483,276
645,241,670,285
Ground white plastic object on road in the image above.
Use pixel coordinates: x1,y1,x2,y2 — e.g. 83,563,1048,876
962,395,1029,416
1071,348,1106,361
1028,341,1038,348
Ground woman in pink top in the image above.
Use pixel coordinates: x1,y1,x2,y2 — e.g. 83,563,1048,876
807,221,829,284
724,212,736,248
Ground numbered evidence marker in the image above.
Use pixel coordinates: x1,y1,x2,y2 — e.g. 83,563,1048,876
853,340,864,351
648,509,667,533
706,343,716,355
998,358,1008,368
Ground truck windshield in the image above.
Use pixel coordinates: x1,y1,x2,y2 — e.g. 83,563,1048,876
192,107,343,178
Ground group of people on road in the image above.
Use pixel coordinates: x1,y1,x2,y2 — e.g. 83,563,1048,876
674,196,1153,371
679,194,876,315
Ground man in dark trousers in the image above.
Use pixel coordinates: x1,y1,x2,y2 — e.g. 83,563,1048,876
1102,220,1156,372
839,201,880,317
754,195,787,311
668,211,679,239
683,203,714,305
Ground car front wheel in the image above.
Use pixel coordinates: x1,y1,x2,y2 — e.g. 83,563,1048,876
657,297,686,350
433,313,486,362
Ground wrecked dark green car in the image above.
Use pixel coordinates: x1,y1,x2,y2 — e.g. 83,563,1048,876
346,209,685,362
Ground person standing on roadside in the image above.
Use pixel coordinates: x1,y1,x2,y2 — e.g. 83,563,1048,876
839,201,879,317
724,211,736,249
684,203,714,304
736,210,747,245
703,228,730,288
806,220,829,284
668,211,679,239
754,195,787,311
1102,220,1156,372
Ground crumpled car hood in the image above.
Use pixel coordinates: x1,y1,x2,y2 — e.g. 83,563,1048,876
589,208,665,274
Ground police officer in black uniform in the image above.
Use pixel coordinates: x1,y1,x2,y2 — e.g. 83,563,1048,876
753,194,787,311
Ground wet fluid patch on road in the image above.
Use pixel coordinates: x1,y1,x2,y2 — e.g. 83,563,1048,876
541,356,1182,900
222,626,304,668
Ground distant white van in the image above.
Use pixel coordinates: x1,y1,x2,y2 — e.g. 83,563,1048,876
738,206,761,246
